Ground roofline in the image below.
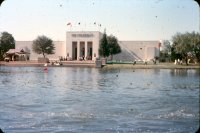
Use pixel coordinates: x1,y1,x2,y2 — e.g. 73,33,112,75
66,31,103,34
16,41,65,42
119,40,160,42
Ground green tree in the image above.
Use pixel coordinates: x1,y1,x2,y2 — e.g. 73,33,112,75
99,32,109,58
172,32,194,65
170,46,182,62
190,32,200,63
0,32,15,60
107,35,121,60
160,40,171,62
162,40,171,54
32,35,55,58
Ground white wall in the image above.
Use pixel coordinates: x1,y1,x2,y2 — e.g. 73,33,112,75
15,41,65,61
16,32,160,62
113,41,160,61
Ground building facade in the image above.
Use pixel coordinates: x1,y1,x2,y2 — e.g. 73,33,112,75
15,41,66,61
66,31,103,61
113,41,160,61
15,31,161,62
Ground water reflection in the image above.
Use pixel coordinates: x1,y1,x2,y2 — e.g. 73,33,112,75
170,68,199,77
0,67,199,133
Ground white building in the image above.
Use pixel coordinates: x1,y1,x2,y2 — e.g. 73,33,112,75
113,41,160,61
15,41,66,60
15,31,161,62
66,31,103,61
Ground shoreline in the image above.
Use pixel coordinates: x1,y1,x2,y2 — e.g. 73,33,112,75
0,61,199,69
103,63,200,69
0,61,95,68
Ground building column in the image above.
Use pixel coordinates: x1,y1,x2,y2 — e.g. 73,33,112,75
85,42,88,60
77,42,80,60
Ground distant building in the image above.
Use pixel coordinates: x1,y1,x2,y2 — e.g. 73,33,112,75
15,31,161,61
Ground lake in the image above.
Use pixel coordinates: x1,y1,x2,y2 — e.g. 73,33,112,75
0,66,199,133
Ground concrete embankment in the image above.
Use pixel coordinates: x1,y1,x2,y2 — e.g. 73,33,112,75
0,61,199,69
0,61,95,67
102,63,200,69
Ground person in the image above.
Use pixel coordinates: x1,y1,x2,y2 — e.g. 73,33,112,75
178,58,180,64
133,60,136,65
153,58,156,64
144,59,147,65
180,60,183,65
174,59,177,65
187,59,190,64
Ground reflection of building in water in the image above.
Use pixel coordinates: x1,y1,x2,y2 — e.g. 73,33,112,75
170,69,189,76
15,31,161,61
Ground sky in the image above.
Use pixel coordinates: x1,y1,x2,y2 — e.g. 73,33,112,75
0,0,199,41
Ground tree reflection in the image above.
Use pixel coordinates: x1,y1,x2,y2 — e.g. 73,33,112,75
170,69,199,77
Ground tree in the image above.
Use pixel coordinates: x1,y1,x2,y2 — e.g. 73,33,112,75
160,40,171,62
107,35,121,60
162,40,171,54
170,46,182,62
193,42,200,63
190,32,200,63
32,35,55,58
99,32,109,58
172,32,194,65
99,30,122,59
0,32,15,60
172,31,200,64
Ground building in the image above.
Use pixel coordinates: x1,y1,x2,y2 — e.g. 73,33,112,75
66,31,103,61
4,48,30,61
113,41,160,61
15,41,66,61
15,31,161,62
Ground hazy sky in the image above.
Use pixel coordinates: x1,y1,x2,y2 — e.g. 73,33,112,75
0,0,199,41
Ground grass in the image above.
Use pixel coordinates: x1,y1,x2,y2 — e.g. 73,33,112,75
103,62,200,69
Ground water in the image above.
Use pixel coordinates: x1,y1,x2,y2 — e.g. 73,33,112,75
0,66,199,133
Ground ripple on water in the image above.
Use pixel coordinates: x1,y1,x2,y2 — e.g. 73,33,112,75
0,67,199,133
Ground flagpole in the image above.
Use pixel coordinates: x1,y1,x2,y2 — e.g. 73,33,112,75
98,24,101,32
67,22,72,31
94,22,96,31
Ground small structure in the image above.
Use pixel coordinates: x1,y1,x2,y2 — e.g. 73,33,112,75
4,49,30,61
95,58,102,68
38,57,50,63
